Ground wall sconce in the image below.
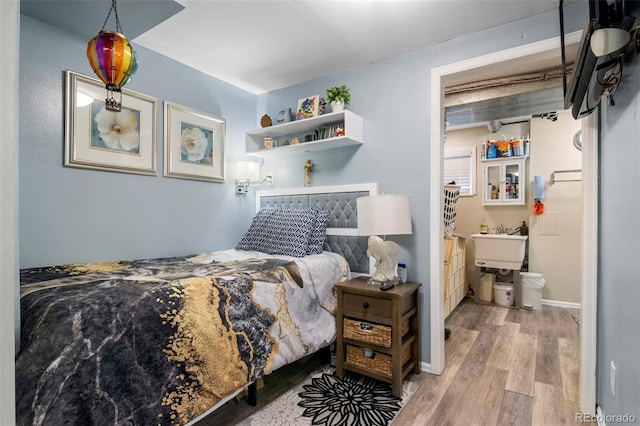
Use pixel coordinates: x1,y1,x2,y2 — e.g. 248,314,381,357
236,161,274,194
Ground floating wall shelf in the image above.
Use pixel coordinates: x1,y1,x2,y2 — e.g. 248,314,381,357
245,110,363,157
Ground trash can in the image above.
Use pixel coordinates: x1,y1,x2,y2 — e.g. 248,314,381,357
494,283,514,307
520,272,545,309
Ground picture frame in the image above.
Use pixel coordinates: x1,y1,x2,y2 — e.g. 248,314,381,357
296,95,320,120
163,101,226,183
64,70,157,176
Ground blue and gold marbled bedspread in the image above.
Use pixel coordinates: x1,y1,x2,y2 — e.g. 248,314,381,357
16,249,349,426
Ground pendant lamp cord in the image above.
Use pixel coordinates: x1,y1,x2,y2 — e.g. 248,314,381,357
100,0,123,33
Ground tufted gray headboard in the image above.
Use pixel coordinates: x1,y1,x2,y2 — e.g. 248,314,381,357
256,183,377,274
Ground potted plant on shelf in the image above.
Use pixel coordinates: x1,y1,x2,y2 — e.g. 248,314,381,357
326,85,351,112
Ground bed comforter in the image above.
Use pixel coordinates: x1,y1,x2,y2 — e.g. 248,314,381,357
16,249,349,426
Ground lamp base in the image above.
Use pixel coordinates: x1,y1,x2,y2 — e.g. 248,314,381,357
366,235,401,285
367,276,400,291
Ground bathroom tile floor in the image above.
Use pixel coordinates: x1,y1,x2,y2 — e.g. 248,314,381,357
394,297,585,425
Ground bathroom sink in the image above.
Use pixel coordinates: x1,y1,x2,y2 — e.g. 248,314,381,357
471,233,528,270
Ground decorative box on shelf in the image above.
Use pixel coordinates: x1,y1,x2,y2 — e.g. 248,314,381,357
245,110,363,157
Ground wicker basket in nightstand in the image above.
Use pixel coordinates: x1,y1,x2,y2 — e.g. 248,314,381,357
346,344,411,377
343,318,409,348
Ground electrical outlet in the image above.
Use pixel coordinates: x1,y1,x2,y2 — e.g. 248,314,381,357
610,361,617,397
265,173,274,186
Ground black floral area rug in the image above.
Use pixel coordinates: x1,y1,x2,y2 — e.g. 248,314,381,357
238,366,419,426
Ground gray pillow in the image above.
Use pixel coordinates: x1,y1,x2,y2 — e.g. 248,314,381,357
307,208,329,255
236,207,317,257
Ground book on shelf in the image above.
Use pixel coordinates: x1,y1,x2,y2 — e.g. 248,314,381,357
315,123,345,140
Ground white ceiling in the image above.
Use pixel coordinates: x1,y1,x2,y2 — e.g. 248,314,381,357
132,0,573,94
20,0,578,95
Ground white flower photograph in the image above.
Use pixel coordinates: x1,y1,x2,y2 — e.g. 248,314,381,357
180,125,212,165
92,107,141,153
163,101,226,183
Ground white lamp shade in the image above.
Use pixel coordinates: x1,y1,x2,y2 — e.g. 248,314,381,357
357,194,412,236
236,161,260,181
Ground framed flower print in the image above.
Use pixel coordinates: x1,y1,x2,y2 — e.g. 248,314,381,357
64,70,157,176
163,101,226,183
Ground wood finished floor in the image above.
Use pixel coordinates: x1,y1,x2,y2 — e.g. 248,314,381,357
394,297,583,425
199,297,583,425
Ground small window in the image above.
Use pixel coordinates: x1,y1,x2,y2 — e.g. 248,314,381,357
444,147,476,196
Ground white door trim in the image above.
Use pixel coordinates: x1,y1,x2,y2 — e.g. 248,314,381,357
429,31,596,413
429,64,445,374
580,112,598,414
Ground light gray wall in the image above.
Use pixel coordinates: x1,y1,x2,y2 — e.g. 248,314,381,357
19,15,258,268
257,3,588,364
597,31,640,420
1,0,18,422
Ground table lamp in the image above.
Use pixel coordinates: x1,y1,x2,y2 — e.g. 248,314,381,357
357,194,412,290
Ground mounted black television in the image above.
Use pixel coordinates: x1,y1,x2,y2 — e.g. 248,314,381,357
562,0,637,119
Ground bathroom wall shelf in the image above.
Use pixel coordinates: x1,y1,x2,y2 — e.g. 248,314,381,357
482,155,529,162
245,110,363,157
483,157,527,206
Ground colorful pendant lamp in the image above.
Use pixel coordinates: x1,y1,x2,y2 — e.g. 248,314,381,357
86,0,138,112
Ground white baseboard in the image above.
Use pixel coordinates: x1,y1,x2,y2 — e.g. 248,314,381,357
420,361,433,374
542,299,581,309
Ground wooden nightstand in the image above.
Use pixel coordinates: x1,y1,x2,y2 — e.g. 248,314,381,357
335,277,421,397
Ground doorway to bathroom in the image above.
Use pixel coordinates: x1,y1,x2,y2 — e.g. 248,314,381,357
429,32,598,414
446,110,583,306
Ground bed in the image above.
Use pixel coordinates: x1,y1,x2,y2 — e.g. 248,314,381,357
15,183,376,426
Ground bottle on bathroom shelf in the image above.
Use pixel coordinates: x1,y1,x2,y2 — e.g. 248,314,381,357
480,219,489,234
